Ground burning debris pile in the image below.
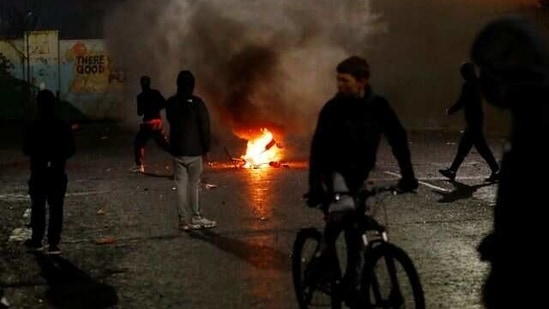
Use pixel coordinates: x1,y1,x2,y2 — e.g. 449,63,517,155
225,128,287,169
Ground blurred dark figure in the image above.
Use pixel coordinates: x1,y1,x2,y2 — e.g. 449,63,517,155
130,75,170,173
23,89,75,255
439,62,500,182
471,16,549,308
166,70,216,231
305,56,418,307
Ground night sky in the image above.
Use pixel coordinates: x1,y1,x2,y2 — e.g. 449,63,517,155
1,0,124,39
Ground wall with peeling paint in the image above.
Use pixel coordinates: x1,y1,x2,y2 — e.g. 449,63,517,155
0,32,126,120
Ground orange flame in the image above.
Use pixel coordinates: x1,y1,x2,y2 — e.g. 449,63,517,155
241,128,282,168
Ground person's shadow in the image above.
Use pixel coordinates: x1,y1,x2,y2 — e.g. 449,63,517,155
35,254,118,309
434,180,494,203
187,229,291,272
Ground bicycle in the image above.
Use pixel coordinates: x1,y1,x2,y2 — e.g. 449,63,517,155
292,185,425,309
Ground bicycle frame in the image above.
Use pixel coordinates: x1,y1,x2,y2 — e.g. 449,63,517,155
293,185,425,309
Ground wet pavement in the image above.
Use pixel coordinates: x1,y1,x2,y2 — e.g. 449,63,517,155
0,124,504,308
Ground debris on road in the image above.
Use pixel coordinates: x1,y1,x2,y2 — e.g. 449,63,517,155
8,228,31,242
22,208,31,219
0,294,10,309
95,236,117,245
204,183,217,189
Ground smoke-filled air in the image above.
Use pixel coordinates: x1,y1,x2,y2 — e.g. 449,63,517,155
103,0,385,143
104,0,538,148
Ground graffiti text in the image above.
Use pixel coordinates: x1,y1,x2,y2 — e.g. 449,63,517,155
76,55,106,74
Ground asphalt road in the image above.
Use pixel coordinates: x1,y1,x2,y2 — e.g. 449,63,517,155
0,124,503,308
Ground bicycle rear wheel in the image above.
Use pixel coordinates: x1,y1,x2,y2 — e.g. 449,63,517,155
361,242,425,309
292,228,342,309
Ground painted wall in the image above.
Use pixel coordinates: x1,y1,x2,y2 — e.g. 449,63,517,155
60,39,126,119
1,32,126,120
0,40,25,80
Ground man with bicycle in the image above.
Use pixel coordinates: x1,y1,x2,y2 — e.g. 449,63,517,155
306,55,418,306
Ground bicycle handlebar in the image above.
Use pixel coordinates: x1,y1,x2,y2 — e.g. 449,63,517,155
303,184,412,204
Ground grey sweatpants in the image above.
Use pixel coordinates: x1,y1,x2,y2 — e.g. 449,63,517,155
173,155,203,223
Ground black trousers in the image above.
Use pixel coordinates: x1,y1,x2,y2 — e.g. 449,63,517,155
28,169,67,246
450,128,499,172
133,122,170,166
322,212,364,292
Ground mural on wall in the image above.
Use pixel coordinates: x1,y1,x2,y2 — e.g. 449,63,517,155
64,40,125,93
1,36,128,119
27,31,60,91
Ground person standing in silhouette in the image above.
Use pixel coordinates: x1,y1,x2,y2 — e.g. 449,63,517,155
23,89,75,255
471,16,549,309
166,70,216,231
130,75,170,173
439,62,500,182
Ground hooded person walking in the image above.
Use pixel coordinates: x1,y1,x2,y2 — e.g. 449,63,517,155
439,62,500,182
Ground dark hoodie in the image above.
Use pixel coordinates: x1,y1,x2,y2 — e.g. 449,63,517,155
446,62,484,131
165,70,211,156
308,86,415,194
23,90,75,175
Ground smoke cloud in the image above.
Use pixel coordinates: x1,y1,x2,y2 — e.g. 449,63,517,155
103,0,385,143
104,0,539,149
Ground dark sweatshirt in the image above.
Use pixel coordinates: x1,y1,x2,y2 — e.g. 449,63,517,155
447,80,484,131
308,87,415,193
165,94,211,156
23,116,75,175
137,89,166,122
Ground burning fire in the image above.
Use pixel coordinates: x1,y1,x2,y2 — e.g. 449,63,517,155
241,128,283,168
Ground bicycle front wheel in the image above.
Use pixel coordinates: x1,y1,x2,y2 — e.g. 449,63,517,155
292,228,342,309
361,242,425,309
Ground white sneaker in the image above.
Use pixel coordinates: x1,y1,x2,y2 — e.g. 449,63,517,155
129,165,144,173
178,220,201,231
191,216,217,229
1,296,10,308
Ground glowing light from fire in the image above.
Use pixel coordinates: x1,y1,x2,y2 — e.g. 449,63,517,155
241,128,282,168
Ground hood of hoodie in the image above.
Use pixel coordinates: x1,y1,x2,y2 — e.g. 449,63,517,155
177,70,195,96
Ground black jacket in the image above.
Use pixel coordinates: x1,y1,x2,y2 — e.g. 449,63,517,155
137,89,166,122
23,117,75,174
165,94,211,156
447,80,484,131
308,87,415,194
